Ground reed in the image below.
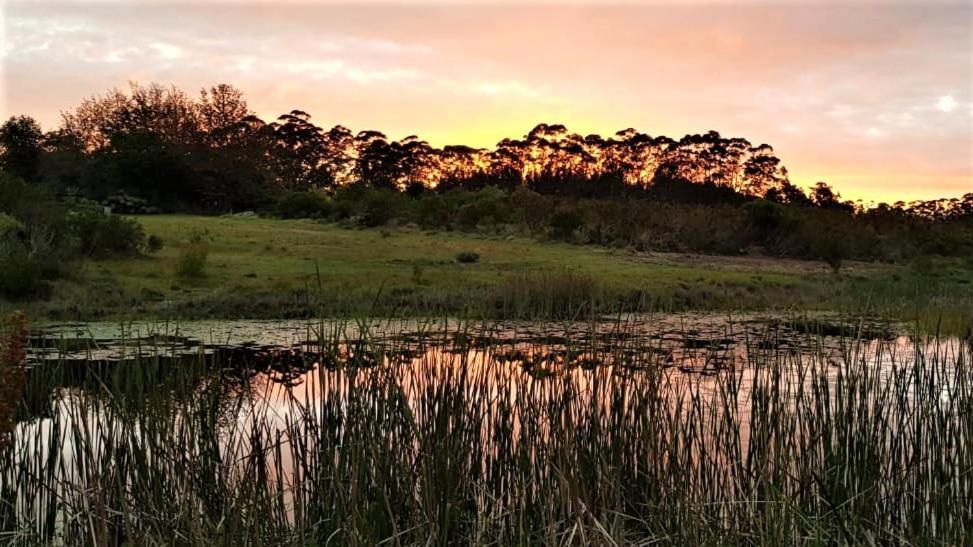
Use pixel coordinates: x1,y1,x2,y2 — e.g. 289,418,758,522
1,317,970,545
0,312,27,452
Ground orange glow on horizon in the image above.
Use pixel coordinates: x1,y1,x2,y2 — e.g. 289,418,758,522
4,2,971,203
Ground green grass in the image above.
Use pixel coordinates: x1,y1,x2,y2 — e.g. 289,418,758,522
4,214,972,324
111,215,798,291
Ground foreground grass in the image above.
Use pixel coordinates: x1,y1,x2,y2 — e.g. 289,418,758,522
4,215,972,326
3,320,971,545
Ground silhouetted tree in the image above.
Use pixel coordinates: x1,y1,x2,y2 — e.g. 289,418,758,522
0,116,43,181
320,125,356,186
396,136,436,189
271,111,331,190
198,84,251,146
810,182,854,211
765,180,812,206
10,81,966,230
742,144,784,196
354,131,399,189
62,83,200,151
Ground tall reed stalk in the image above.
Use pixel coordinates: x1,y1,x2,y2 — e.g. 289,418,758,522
1,318,970,545
0,312,27,451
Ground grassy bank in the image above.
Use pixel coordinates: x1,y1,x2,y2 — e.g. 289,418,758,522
3,215,971,326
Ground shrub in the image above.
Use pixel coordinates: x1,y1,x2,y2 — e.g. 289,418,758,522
68,210,146,258
455,187,510,230
104,192,159,214
176,245,208,279
331,186,408,227
0,213,24,237
809,233,849,274
146,234,164,254
359,189,408,227
456,251,480,264
549,209,585,240
413,194,452,228
744,199,786,235
331,184,368,220
0,246,49,299
508,188,549,231
1,174,72,254
276,191,332,219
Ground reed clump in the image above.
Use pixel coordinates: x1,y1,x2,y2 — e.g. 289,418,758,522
493,269,601,319
0,319,970,545
0,312,27,452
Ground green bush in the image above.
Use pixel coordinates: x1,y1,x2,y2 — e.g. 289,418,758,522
0,246,50,299
0,174,71,247
549,209,585,240
0,213,24,237
331,184,368,220
745,199,786,235
146,234,164,254
104,192,160,214
809,233,849,273
456,251,480,264
68,210,146,258
276,191,332,219
359,189,408,227
455,187,510,230
331,186,408,227
413,194,452,228
176,245,208,278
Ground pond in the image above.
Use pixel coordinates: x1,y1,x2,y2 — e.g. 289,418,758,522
4,313,971,544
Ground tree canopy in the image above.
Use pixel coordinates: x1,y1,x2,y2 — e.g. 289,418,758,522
1,81,969,223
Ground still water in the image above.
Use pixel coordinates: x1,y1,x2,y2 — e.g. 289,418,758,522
7,313,969,536
15,312,966,455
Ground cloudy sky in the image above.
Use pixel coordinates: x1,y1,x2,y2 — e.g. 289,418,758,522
2,0,971,203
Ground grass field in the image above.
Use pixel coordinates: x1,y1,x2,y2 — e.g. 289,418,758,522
5,214,972,325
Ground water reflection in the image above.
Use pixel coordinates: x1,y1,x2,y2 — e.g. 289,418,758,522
15,315,964,458
8,314,969,538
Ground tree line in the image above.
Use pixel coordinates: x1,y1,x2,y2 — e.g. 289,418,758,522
0,82,971,301
2,81,969,220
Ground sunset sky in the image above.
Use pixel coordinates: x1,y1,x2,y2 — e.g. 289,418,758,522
2,1,970,204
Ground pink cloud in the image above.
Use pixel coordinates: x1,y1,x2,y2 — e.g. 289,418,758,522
3,2,970,202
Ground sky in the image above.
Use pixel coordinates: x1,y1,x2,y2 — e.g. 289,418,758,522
2,0,971,204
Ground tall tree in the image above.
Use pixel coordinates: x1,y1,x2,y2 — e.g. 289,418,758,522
0,116,43,181
742,144,784,196
61,82,200,151
354,130,399,189
271,111,329,190
198,84,251,146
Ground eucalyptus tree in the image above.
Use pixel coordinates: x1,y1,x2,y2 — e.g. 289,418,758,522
320,125,356,187
0,116,43,181
198,84,251,147
270,110,331,190
395,136,437,189
354,130,400,189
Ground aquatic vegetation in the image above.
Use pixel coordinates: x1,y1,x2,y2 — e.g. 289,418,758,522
1,316,970,545
0,313,27,451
